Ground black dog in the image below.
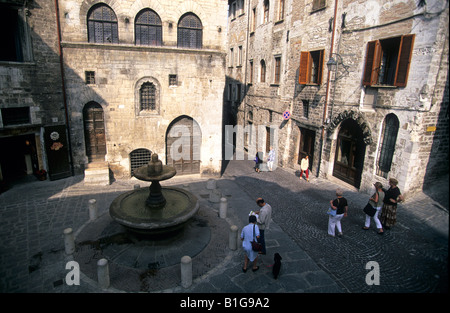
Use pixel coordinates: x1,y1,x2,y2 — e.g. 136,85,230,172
272,253,282,279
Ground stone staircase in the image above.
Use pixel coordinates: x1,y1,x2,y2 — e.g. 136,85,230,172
84,161,110,185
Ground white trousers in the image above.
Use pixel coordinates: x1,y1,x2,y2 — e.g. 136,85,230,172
364,206,383,229
328,213,344,236
267,161,274,170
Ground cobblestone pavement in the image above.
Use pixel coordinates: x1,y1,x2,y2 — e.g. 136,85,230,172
0,158,447,295
221,159,449,293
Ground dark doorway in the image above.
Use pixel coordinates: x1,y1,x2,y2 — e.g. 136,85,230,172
83,102,107,162
333,119,366,188
298,127,315,168
0,134,39,183
166,116,201,175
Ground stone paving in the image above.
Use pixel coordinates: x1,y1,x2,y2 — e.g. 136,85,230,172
0,158,448,295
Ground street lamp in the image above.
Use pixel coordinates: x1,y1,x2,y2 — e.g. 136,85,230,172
326,53,349,80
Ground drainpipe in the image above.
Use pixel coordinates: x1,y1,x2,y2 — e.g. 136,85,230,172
54,0,74,175
317,0,338,177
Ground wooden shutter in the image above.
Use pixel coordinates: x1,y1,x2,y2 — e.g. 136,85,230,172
299,51,310,84
394,34,415,87
362,40,381,86
317,49,324,85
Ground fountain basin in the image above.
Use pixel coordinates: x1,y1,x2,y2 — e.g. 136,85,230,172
110,186,199,236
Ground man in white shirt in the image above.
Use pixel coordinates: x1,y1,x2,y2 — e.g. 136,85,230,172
255,198,272,255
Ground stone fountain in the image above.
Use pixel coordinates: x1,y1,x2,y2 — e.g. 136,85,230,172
109,153,199,236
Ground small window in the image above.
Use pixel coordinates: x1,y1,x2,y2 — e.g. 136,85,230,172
169,74,178,86
85,71,95,84
263,0,270,23
1,107,30,126
251,7,257,32
238,46,243,66
140,82,156,111
274,56,281,84
363,35,415,87
229,47,234,67
278,0,285,21
260,60,266,83
312,0,326,11
302,100,309,119
87,4,119,44
298,50,324,85
249,60,254,83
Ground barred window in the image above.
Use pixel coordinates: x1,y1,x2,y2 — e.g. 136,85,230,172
85,71,95,84
135,9,162,46
377,114,399,178
177,13,202,49
140,82,156,111
130,149,152,176
87,4,118,44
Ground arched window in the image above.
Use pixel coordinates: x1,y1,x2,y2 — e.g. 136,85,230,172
377,114,399,178
130,149,152,176
87,4,118,43
260,60,266,83
135,9,162,46
177,13,202,49
140,82,156,111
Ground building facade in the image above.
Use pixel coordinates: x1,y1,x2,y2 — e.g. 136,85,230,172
227,0,449,196
1,0,228,188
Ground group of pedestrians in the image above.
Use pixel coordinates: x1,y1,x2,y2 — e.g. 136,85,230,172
240,198,272,273
327,177,404,237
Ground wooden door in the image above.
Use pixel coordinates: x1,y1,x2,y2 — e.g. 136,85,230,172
166,116,201,175
83,102,107,162
333,119,365,188
298,127,315,168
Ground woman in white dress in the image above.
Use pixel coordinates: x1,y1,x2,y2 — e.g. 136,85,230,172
241,215,260,272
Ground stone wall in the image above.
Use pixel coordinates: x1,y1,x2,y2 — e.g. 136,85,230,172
59,0,228,177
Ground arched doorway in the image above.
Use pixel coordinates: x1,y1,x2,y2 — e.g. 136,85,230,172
166,116,201,175
83,102,107,162
333,119,366,188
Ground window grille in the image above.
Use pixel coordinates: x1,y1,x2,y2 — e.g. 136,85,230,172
1,107,30,126
177,13,202,49
85,71,95,84
135,9,162,46
140,82,156,111
302,100,309,119
169,74,178,86
377,114,399,177
130,149,152,176
87,4,119,44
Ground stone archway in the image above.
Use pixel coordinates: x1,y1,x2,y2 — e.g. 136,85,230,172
166,116,201,175
327,110,372,188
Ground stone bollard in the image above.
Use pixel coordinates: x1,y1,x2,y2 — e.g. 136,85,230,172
97,258,110,290
206,178,216,190
88,199,98,221
181,256,192,288
63,228,75,255
229,225,238,251
219,197,227,218
133,184,140,190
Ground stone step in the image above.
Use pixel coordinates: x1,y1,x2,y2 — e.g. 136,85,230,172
84,162,110,185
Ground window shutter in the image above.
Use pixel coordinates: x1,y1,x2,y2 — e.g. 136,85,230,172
394,34,415,87
299,51,310,84
362,40,380,86
317,49,324,85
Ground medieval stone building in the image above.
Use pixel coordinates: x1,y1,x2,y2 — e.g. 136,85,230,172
1,0,228,188
227,0,449,196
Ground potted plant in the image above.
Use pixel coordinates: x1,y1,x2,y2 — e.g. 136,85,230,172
35,169,47,181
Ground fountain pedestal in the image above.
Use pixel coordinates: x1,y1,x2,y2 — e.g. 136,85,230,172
109,154,199,236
